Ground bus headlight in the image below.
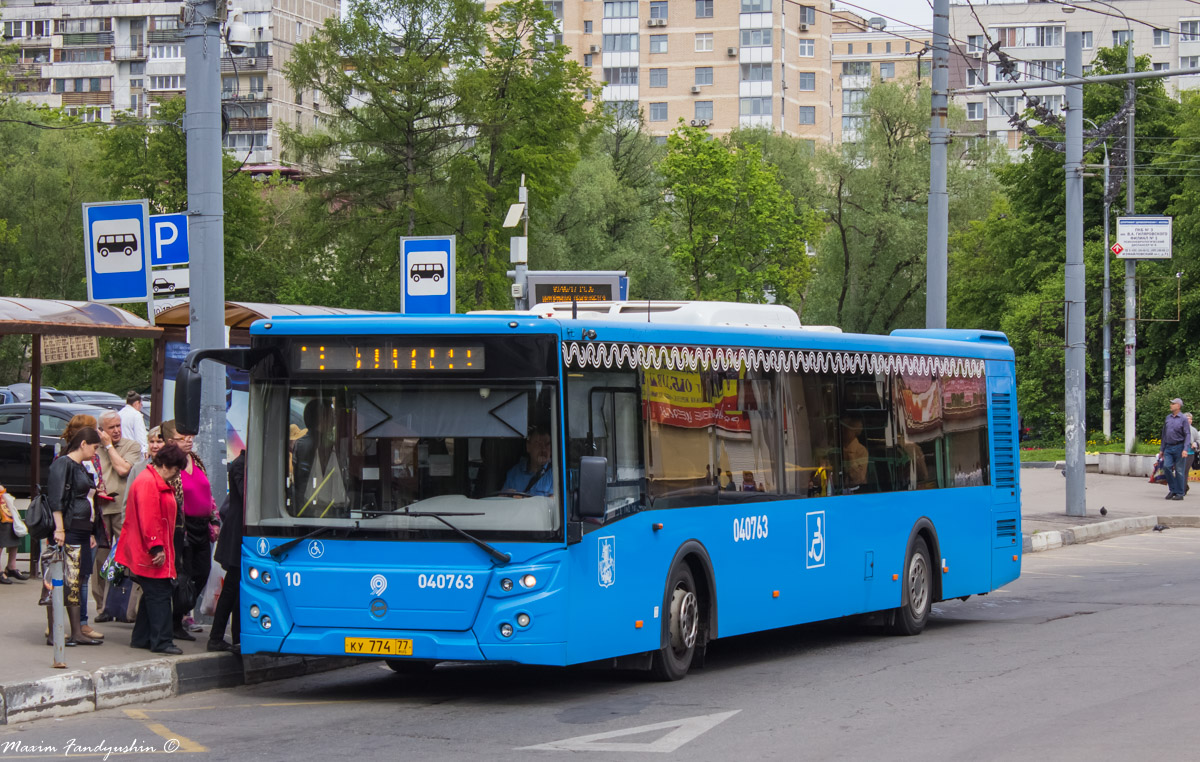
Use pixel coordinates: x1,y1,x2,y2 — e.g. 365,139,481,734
520,574,537,588
261,616,272,630
249,567,259,580
261,571,271,584
250,605,261,618
500,578,514,591
500,623,513,638
516,613,531,628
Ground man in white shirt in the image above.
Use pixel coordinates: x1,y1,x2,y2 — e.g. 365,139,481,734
119,390,148,459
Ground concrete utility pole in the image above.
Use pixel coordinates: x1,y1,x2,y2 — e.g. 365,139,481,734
924,0,950,330
1064,32,1086,518
183,0,228,504
1123,39,1137,454
1102,147,1112,439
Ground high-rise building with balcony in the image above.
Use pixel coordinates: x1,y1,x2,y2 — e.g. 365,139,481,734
949,0,1199,152
1,0,339,172
496,0,836,145
831,12,931,143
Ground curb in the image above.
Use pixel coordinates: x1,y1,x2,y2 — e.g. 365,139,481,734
0,651,361,725
1021,461,1058,469
1021,514,1188,553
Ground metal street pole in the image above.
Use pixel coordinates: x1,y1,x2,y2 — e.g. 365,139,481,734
184,1,228,504
1103,149,1112,439
925,0,950,329
1064,31,1086,518
1123,38,1137,454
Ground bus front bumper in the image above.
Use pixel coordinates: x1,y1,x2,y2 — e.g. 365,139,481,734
245,628,568,666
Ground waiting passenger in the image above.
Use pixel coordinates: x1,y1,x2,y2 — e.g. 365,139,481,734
501,429,553,497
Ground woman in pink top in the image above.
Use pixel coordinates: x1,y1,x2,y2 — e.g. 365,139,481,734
161,420,219,642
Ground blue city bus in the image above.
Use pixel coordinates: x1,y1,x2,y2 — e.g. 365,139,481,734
175,301,1021,680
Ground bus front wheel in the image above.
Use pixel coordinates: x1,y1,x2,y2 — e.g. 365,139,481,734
889,537,932,636
650,564,700,681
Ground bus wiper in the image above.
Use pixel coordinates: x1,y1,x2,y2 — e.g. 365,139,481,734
361,507,511,566
270,525,338,559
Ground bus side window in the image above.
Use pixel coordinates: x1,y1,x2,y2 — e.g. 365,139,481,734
783,371,841,497
566,372,645,523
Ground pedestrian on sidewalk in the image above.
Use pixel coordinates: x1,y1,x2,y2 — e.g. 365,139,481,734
119,391,148,460
1160,398,1190,501
92,411,139,621
117,442,188,655
162,420,219,642
0,483,30,584
209,449,245,653
46,427,105,646
1184,413,1200,496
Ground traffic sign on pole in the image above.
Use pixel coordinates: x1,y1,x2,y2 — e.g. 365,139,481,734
400,236,456,314
1110,243,1124,256
150,213,190,266
83,200,151,304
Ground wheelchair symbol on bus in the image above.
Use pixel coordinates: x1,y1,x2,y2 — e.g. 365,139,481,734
806,511,825,569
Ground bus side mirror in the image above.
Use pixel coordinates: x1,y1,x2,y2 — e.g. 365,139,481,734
174,363,203,436
578,456,607,519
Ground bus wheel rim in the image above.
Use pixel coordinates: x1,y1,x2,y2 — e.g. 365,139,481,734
908,553,929,616
670,585,698,652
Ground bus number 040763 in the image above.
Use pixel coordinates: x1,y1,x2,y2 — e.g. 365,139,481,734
417,573,474,590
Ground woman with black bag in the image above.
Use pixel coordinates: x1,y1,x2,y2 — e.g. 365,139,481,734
46,427,104,646
208,449,245,653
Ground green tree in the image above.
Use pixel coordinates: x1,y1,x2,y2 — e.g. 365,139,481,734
533,119,681,299
806,79,996,333
655,123,816,303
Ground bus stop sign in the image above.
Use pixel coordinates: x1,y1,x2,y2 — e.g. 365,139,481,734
84,199,151,304
400,236,456,314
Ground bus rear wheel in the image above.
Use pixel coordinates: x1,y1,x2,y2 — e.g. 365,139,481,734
650,564,700,681
385,659,438,675
889,537,932,636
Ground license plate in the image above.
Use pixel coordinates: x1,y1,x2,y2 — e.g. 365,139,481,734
344,637,413,656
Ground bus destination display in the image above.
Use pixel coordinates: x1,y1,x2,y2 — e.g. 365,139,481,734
533,282,613,304
297,344,484,371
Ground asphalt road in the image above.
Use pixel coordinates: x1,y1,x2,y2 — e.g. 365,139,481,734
4,531,1200,762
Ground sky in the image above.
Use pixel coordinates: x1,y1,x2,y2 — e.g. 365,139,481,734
833,0,935,31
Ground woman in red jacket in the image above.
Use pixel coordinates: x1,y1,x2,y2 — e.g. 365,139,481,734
116,442,188,654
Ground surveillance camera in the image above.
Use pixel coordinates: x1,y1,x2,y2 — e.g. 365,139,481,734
225,15,253,55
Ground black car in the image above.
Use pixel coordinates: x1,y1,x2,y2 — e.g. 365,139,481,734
59,390,124,404
0,402,108,496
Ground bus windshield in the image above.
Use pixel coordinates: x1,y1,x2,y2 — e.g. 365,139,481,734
245,378,562,542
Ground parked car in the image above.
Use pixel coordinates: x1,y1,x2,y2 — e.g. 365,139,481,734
0,387,16,404
59,390,124,404
0,402,107,496
5,383,58,402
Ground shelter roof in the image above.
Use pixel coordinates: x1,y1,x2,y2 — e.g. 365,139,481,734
154,300,385,330
0,297,160,338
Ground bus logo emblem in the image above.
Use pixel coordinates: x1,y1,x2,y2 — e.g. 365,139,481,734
370,574,388,597
598,536,616,588
806,511,826,569
308,540,325,559
257,538,270,556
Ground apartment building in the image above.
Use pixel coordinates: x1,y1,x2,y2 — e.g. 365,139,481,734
1,0,338,171
831,11,932,143
949,0,1199,151
513,1,836,144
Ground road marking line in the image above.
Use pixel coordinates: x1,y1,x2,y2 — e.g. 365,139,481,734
519,710,741,753
123,708,207,752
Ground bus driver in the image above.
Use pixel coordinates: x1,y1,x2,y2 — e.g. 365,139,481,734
500,428,553,497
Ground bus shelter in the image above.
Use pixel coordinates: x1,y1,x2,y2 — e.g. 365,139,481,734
0,297,162,572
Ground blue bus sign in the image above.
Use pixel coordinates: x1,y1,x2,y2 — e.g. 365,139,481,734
84,200,151,304
150,213,189,266
401,236,456,314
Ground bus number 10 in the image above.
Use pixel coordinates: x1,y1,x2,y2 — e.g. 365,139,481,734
284,572,301,586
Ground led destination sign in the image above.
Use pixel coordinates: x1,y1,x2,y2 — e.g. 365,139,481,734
297,344,485,372
533,282,614,304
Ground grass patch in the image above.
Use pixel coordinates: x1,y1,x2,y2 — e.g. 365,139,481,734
1020,441,1160,462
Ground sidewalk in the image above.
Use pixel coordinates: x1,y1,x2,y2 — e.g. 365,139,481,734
1019,466,1200,552
0,566,356,724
